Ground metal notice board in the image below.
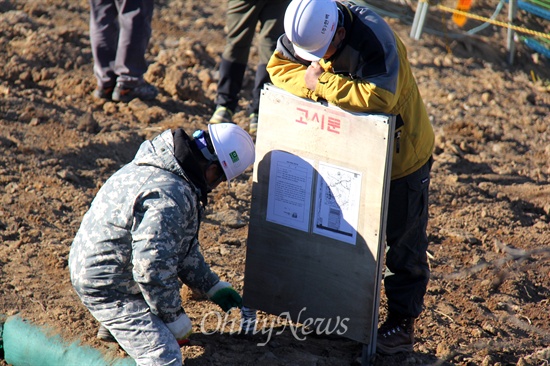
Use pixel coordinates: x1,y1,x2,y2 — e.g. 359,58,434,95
243,85,395,361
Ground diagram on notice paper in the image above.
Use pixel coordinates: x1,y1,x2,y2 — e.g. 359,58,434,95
313,162,361,244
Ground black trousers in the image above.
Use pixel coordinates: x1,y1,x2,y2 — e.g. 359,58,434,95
384,157,433,318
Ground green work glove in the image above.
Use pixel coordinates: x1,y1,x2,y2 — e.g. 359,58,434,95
207,281,243,312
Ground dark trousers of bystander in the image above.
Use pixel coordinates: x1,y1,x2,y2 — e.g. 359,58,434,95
215,0,289,114
89,0,154,89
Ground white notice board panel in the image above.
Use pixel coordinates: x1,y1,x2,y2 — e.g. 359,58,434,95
243,85,394,348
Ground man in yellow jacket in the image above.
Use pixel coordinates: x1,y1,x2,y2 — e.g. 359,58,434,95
267,0,435,355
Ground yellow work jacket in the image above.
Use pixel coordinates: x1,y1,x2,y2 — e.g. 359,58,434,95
267,3,434,180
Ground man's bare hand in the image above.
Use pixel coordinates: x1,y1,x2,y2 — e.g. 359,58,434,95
305,61,324,91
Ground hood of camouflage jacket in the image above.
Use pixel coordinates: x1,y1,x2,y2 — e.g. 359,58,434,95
132,129,208,205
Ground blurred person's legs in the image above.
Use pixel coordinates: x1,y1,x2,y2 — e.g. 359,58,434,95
113,0,154,86
211,0,260,124
250,0,288,114
90,0,119,98
111,0,157,102
247,0,289,133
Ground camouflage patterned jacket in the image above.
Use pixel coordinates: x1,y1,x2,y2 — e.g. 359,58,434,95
69,130,220,323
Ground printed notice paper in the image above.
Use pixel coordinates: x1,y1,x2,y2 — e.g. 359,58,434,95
266,151,314,232
266,152,361,244
312,163,361,245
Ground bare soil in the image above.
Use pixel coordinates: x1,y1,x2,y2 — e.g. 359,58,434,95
1,0,549,365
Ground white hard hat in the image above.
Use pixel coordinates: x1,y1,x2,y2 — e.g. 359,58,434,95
208,123,256,182
284,0,338,61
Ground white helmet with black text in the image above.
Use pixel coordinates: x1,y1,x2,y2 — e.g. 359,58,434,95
284,0,338,61
208,123,256,182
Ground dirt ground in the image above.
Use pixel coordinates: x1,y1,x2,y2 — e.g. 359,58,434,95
1,0,549,365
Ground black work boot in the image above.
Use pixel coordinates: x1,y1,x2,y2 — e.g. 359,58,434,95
376,315,414,355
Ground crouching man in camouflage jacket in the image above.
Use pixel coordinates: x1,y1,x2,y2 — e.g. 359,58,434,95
69,124,255,365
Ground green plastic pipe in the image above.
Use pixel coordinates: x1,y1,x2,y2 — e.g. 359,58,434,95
1,315,135,366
